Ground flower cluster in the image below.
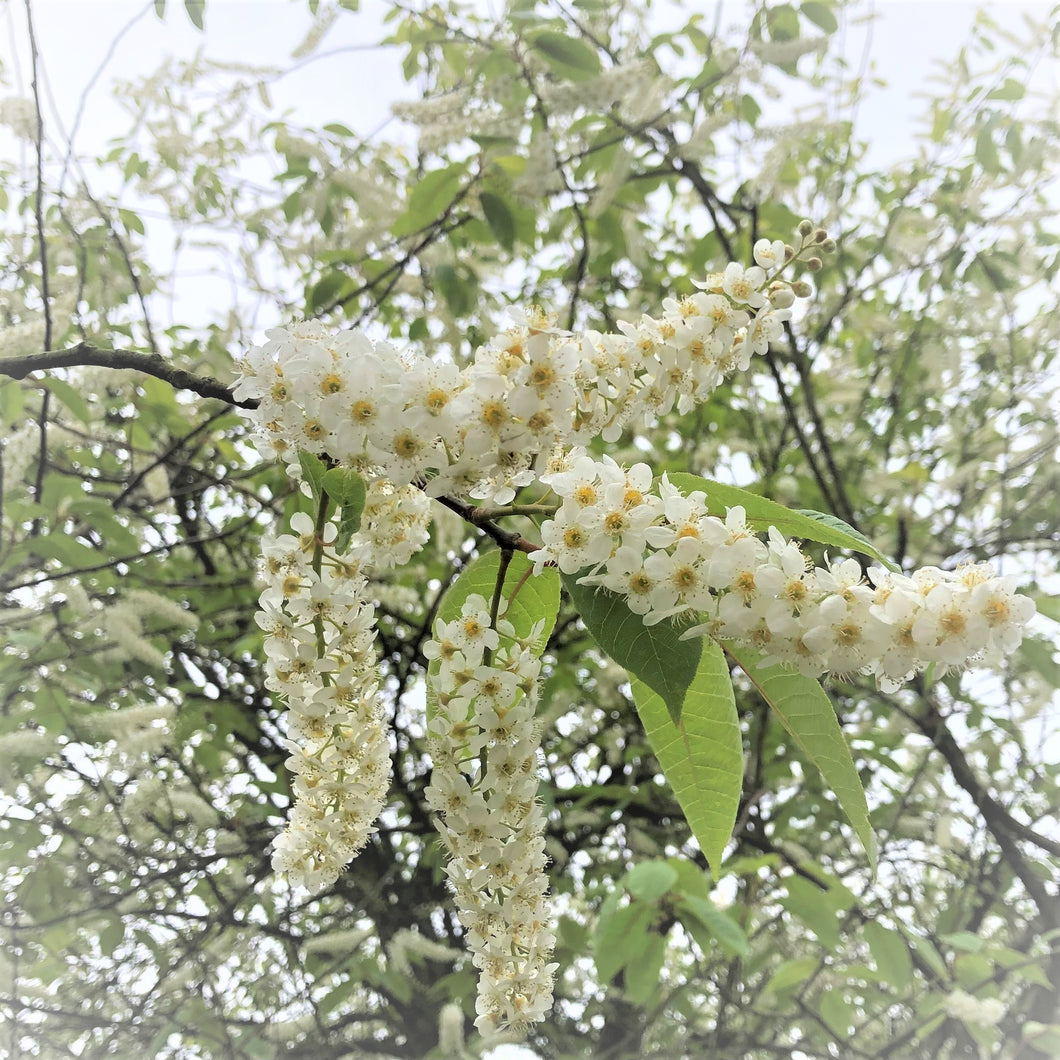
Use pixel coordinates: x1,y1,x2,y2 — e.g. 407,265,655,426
233,235,818,507
530,452,1036,689
257,510,391,892
424,595,556,1038
943,988,1006,1028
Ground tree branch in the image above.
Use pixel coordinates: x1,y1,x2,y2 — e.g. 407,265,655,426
0,343,256,409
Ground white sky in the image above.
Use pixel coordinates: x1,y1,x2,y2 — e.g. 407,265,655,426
5,0,1056,167
0,0,1055,329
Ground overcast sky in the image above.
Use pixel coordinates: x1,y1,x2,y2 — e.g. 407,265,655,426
5,0,1056,167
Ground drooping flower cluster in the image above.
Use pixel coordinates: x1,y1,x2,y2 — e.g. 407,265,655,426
257,511,391,892
424,595,557,1038
529,452,1036,690
233,236,816,506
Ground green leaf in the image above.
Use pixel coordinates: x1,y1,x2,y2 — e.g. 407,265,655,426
308,270,354,314
941,930,984,953
117,207,145,235
975,126,1001,174
819,989,852,1035
428,550,560,718
724,643,876,870
480,191,516,250
433,264,476,318
321,467,365,510
1019,635,1058,688
628,640,742,874
323,467,366,552
530,31,602,80
782,876,841,949
184,0,204,29
677,896,749,956
563,574,702,724
987,77,1025,101
45,377,92,427
593,902,654,985
624,860,679,904
864,921,913,987
0,380,25,427
624,931,667,1004
801,0,838,33
1031,594,1059,623
666,473,898,570
153,0,166,16
297,451,327,502
765,956,817,995
391,162,467,237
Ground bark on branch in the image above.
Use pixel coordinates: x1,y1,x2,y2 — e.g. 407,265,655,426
0,343,258,409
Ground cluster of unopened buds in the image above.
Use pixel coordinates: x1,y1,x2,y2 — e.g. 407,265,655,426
530,452,1035,690
236,221,1035,1037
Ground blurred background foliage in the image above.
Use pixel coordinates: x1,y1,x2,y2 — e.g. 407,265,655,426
0,0,1057,1057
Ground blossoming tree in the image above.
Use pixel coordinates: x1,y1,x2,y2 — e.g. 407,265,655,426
0,1,1057,1057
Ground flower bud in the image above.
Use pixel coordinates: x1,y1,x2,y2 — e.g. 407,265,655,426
791,279,813,298
813,227,828,244
805,257,823,273
768,284,796,309
821,237,837,254
798,219,814,237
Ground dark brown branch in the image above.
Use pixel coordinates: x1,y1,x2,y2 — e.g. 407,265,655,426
912,697,1060,924
433,495,539,556
0,343,256,409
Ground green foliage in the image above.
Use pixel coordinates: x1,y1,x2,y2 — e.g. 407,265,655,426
629,640,743,875
563,572,702,723
0,0,1057,1057
725,642,876,870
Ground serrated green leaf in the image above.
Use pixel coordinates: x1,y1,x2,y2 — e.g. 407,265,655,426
322,467,366,552
724,642,876,870
322,467,365,509
677,896,749,956
530,31,602,80
480,191,516,250
864,921,913,987
297,451,327,502
629,640,741,874
563,574,702,723
801,0,838,34
666,473,898,570
624,860,679,904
